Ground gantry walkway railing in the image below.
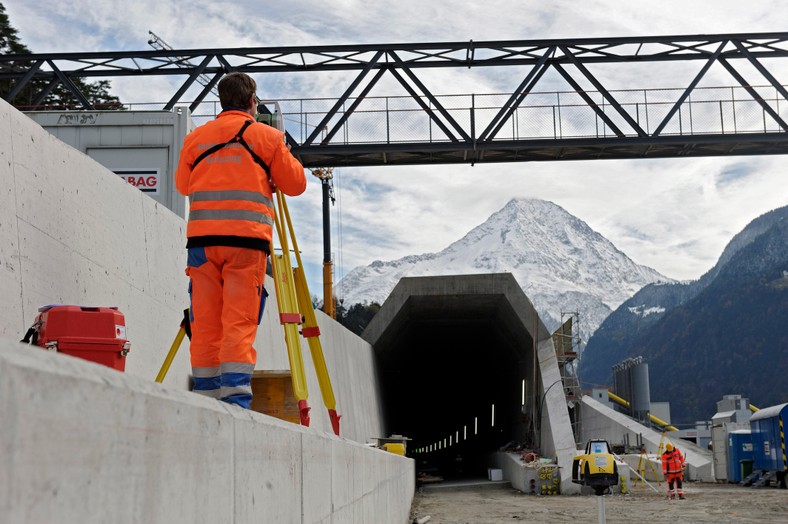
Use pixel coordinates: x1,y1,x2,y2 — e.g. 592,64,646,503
3,32,787,166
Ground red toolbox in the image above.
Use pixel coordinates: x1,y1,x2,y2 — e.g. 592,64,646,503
31,305,131,371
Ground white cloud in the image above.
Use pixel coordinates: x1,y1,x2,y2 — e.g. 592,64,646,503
5,0,788,293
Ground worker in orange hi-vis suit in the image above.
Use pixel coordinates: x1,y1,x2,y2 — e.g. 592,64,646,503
661,442,687,500
175,72,306,409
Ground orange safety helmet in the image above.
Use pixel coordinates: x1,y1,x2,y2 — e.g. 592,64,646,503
666,443,674,452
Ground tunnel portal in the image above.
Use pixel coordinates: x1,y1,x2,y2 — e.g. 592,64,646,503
362,274,549,479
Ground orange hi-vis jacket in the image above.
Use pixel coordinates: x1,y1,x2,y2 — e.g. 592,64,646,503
175,110,306,245
661,448,685,476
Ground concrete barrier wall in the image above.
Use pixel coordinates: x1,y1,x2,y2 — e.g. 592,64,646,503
0,99,411,520
0,99,385,445
1,99,192,388
0,340,414,523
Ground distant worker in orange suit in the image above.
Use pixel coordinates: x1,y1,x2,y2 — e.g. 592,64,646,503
661,442,686,499
175,72,306,408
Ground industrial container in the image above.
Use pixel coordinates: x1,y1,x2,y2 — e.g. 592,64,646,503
726,430,753,483
32,305,130,371
612,356,651,420
630,360,651,418
749,403,787,474
25,109,194,219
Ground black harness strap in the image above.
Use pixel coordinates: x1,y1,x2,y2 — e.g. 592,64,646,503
192,120,271,178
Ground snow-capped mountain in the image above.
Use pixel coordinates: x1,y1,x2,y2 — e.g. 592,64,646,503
337,198,672,347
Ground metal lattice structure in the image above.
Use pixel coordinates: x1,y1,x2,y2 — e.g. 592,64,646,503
2,32,788,167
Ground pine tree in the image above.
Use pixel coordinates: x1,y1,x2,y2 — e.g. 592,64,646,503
0,3,121,109
336,302,380,336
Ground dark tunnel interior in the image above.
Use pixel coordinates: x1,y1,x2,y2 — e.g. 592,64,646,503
373,294,537,480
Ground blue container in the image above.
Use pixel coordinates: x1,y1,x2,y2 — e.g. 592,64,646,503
727,430,753,482
749,403,788,473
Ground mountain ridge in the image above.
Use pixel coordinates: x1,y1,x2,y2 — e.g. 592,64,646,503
579,205,788,423
337,198,671,344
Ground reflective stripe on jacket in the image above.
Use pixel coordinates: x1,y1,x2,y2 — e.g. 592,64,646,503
661,449,685,475
175,110,306,242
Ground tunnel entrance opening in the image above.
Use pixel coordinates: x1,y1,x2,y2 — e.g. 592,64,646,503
371,291,537,481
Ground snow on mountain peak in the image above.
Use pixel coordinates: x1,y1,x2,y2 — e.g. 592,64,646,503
336,198,672,345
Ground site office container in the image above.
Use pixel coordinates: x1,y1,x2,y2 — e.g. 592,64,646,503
726,430,753,483
25,108,195,219
749,403,788,473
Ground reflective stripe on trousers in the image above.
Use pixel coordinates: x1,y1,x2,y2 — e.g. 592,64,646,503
191,363,255,408
220,362,255,409
193,365,221,399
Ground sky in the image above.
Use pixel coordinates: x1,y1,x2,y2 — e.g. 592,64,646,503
5,1,788,300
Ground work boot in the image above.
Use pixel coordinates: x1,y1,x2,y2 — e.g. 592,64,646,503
679,494,686,500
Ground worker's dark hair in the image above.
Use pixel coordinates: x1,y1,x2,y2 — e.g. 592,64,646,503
218,72,256,111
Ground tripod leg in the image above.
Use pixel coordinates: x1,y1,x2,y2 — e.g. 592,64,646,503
156,326,186,383
271,252,311,426
293,265,340,435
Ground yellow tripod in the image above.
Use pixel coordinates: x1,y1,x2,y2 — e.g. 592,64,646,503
270,188,340,436
154,192,341,436
637,447,662,486
157,100,339,435
155,309,189,384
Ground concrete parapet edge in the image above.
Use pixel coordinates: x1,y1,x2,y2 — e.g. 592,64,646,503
0,339,414,523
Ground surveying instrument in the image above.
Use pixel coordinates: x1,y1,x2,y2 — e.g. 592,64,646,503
156,99,341,436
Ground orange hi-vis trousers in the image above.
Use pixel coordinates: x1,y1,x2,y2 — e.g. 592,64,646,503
666,473,684,498
186,246,267,408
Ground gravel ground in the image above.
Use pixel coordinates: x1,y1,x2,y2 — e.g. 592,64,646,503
409,482,788,524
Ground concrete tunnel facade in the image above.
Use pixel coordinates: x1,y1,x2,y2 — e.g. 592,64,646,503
362,273,578,492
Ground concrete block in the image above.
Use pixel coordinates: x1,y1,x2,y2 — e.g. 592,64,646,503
139,195,188,301
301,430,334,524
0,340,234,524
331,436,356,512
0,100,11,167
0,106,21,337
120,284,190,384
232,409,303,524
16,221,94,323
330,501,362,524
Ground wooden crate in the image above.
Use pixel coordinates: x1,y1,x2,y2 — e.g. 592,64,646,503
250,370,300,424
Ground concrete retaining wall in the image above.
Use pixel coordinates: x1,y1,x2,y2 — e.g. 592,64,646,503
0,340,414,523
1,98,384,444
0,99,190,387
0,99,411,521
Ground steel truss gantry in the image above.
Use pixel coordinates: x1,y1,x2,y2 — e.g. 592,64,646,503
2,32,788,167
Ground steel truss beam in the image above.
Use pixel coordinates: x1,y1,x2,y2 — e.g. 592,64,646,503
2,32,787,166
